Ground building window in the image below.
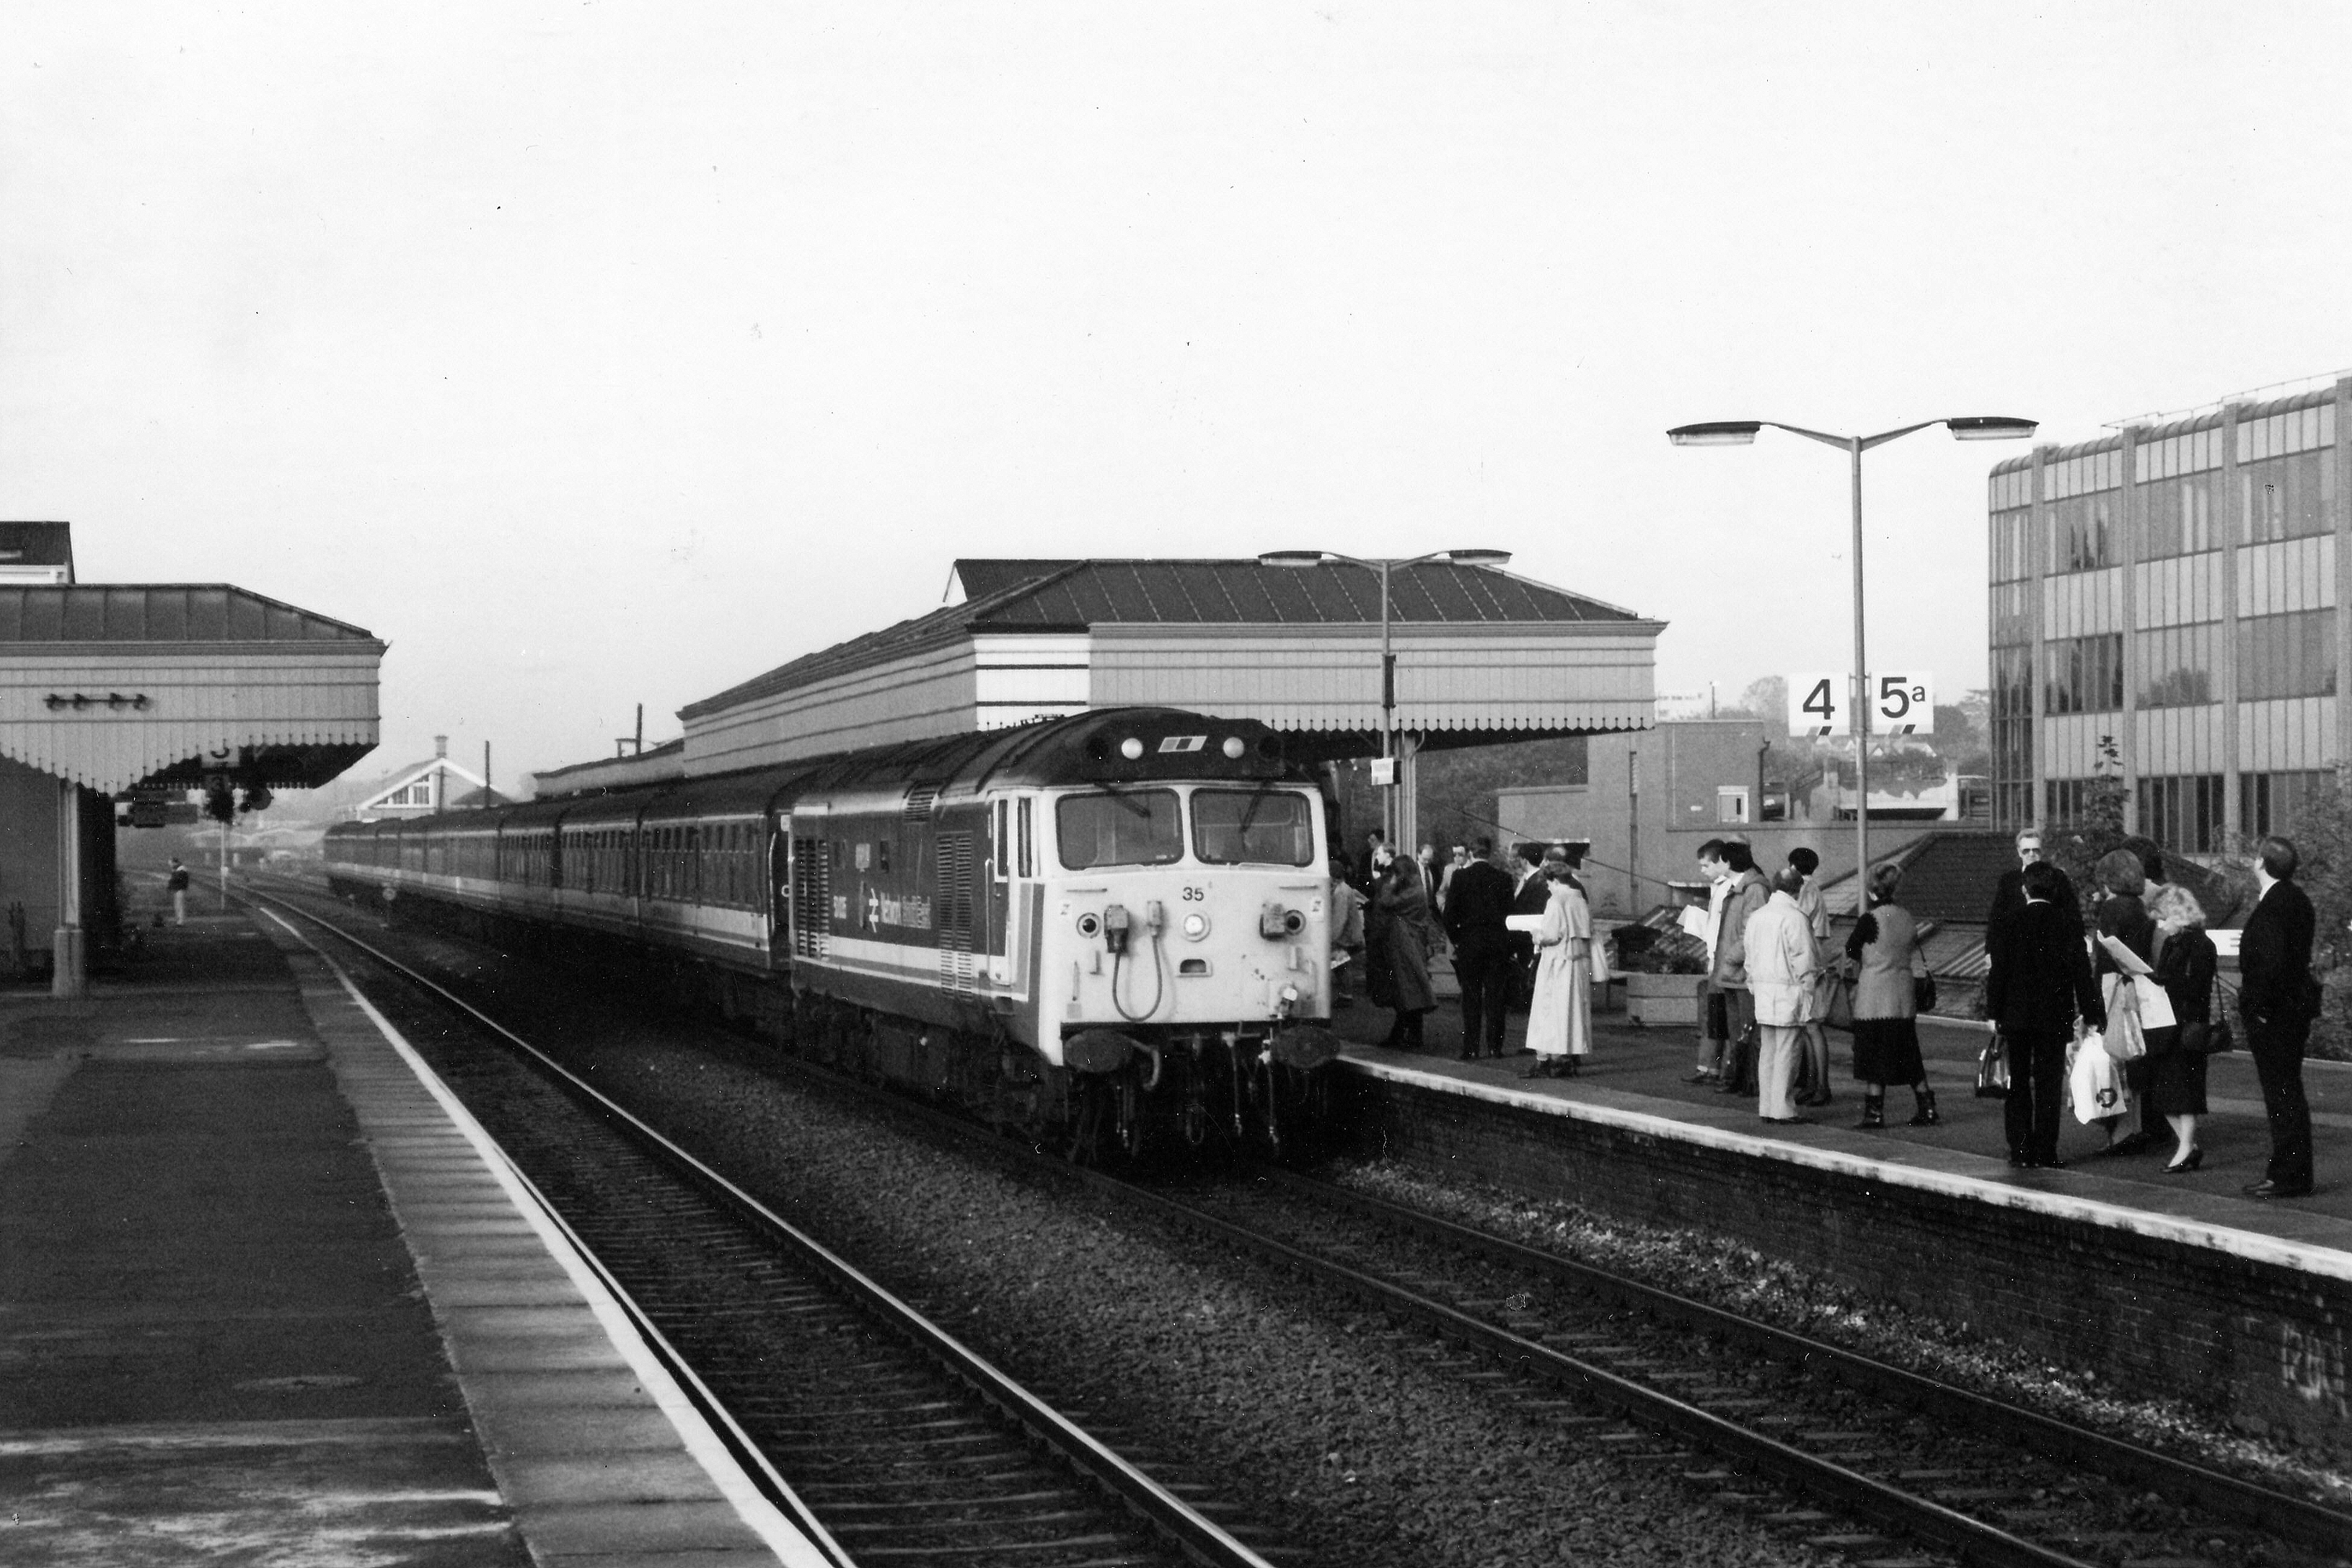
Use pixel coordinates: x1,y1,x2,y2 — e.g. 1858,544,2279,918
2237,608,2336,702
2045,633,2124,714
1990,507,2033,583
2239,449,2336,545
1991,644,2034,832
2140,472,2219,559
1716,786,1750,825
2136,775,2225,854
2045,492,2116,574
2242,770,2332,839
2045,777,2095,829
2134,622,2217,709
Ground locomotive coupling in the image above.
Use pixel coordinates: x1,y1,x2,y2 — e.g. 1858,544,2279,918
1064,1028,1145,1075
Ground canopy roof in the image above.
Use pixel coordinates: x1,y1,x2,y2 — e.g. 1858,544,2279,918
0,584,384,792
677,557,1661,778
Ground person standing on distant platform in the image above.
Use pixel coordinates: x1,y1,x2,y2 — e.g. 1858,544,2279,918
1522,849,1592,1078
2239,835,2320,1199
1443,837,1515,1059
1788,847,1834,1105
167,858,191,925
1744,866,1820,1122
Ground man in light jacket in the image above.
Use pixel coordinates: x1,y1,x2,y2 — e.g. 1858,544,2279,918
1744,866,1820,1123
1709,840,1773,1094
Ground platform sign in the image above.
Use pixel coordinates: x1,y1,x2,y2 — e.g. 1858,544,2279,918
1788,672,1935,737
1789,672,1847,737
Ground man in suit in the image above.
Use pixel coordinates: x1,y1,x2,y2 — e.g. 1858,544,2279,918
1444,837,1517,1059
1506,843,1551,1009
2239,834,2320,1198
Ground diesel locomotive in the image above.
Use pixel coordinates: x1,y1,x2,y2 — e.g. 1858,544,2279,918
323,707,1343,1157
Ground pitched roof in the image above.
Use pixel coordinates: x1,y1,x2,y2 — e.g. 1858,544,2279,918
952,557,1642,628
0,585,379,643
685,557,1650,720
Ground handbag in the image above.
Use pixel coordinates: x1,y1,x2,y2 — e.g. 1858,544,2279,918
1728,1019,1761,1094
1974,1034,2010,1098
1825,973,1857,1031
1912,974,1938,1014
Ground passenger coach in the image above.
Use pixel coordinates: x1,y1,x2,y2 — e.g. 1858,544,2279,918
325,707,1342,1156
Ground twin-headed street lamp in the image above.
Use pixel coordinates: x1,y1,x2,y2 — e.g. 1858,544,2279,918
1665,415,2037,887
1258,547,1512,847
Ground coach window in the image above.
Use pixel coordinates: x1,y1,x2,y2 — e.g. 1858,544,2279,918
992,799,1010,880
1018,797,1034,877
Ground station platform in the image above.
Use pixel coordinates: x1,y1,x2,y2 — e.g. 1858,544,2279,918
1326,985,2352,1447
0,906,822,1566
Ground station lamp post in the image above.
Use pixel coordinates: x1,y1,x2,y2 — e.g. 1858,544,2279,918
1258,547,1512,848
1664,416,2035,887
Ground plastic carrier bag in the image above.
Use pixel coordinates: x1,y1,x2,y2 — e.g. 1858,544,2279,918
2070,1038,2129,1124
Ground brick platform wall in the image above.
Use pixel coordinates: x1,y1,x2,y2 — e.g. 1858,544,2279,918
1334,1067,2352,1452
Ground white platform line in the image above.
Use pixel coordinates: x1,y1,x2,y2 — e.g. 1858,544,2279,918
262,906,833,1568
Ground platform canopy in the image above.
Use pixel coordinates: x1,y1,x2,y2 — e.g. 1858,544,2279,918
0,585,386,792
679,557,1661,777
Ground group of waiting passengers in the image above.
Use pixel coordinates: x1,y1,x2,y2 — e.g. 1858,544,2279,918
1337,821,2322,1198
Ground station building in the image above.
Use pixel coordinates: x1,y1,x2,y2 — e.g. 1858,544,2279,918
1988,374,2350,850
0,522,383,993
563,557,1664,842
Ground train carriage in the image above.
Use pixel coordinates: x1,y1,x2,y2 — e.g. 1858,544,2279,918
325,708,1341,1156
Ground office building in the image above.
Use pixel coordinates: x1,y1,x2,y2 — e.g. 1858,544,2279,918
1988,375,2347,850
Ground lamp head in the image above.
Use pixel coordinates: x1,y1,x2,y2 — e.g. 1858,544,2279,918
1258,550,1329,568
1666,422,1761,448
1947,416,2038,441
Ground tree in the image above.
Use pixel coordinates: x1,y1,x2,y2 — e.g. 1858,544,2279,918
2045,735,2129,927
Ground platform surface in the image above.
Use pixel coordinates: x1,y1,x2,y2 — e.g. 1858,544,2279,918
1332,971,2352,1269
0,899,821,1566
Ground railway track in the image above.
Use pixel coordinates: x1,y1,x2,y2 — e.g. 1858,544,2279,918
252,885,1294,1568
258,875,2352,1567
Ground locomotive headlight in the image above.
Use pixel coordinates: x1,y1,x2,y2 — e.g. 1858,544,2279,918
1221,736,1246,759
1181,911,1210,942
1076,912,1102,938
1120,736,1144,760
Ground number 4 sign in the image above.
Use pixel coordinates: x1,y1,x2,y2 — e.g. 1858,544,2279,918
1788,672,1935,738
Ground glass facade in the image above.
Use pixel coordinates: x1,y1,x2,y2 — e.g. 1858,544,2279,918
2045,633,2124,714
2237,608,2336,701
2134,622,2216,708
2243,770,2331,839
2136,774,2226,854
1990,387,2344,840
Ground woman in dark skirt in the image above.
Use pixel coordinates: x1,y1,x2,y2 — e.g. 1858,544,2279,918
1846,863,1937,1128
2147,883,2217,1173
2090,848,2158,1156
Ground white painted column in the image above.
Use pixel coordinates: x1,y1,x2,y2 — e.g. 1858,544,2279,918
52,778,85,999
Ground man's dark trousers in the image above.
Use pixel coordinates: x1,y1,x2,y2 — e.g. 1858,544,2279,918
1454,932,1514,1054
2001,1029,2069,1164
2249,1017,2315,1188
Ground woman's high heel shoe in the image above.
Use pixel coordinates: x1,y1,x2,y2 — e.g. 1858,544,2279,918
2161,1148,2204,1174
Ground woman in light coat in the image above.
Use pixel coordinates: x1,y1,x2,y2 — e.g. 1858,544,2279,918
1846,863,1937,1130
1742,866,1820,1122
1522,851,1593,1079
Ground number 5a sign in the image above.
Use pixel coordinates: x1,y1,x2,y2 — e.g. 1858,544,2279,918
1788,672,1935,738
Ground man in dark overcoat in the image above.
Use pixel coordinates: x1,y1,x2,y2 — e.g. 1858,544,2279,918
1443,837,1516,1059
2239,834,2320,1198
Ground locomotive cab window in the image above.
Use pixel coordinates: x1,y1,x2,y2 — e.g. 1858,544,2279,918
1055,789,1181,870
1192,788,1315,866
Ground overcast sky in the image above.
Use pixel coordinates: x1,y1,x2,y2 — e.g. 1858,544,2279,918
6,4,2349,782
